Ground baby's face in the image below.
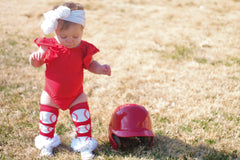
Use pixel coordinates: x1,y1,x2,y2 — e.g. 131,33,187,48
55,24,83,48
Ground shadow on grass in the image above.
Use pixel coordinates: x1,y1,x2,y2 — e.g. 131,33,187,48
53,142,73,155
96,134,238,160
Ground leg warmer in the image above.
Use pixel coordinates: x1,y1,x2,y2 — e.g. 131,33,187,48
39,104,59,138
35,105,61,156
69,102,97,152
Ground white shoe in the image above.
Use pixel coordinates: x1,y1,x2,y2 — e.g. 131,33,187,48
71,137,97,152
40,147,53,157
81,151,95,160
35,134,61,157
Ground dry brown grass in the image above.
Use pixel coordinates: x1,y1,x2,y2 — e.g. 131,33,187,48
1,0,240,159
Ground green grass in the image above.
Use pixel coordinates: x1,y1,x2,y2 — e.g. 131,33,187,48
179,123,192,133
56,123,71,135
171,45,194,61
194,57,207,64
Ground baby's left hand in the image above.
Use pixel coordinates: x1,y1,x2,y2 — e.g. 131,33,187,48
102,64,111,76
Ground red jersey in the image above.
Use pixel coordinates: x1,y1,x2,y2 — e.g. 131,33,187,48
34,37,99,110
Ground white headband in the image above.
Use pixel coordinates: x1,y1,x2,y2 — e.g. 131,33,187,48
41,6,85,35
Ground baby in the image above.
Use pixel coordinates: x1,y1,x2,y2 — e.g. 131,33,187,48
29,2,111,159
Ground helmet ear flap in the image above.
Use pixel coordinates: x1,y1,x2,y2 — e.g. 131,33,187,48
112,134,121,149
139,136,153,148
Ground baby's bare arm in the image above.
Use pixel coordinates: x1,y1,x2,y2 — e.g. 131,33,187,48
87,59,111,76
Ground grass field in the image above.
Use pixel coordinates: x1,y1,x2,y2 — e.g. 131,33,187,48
0,0,240,159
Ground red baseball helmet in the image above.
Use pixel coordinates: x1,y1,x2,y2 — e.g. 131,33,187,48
109,104,154,150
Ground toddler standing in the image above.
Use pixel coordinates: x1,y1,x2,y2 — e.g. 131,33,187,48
29,2,111,159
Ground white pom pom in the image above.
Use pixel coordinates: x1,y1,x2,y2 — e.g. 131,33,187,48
41,19,58,35
71,137,97,152
40,6,71,34
35,134,61,150
55,6,71,19
43,10,57,21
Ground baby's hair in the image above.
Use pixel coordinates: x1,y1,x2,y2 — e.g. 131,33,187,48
53,2,84,31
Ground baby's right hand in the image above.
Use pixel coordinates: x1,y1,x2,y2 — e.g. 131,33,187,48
30,51,45,61
29,46,48,67
29,51,45,67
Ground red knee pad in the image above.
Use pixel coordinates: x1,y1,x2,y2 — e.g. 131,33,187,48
70,102,92,138
39,104,59,138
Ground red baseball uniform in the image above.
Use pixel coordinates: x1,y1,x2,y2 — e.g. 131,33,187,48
34,37,99,110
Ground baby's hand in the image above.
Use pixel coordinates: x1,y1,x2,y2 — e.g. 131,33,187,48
102,64,111,76
30,51,45,61
29,46,48,67
29,51,45,67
